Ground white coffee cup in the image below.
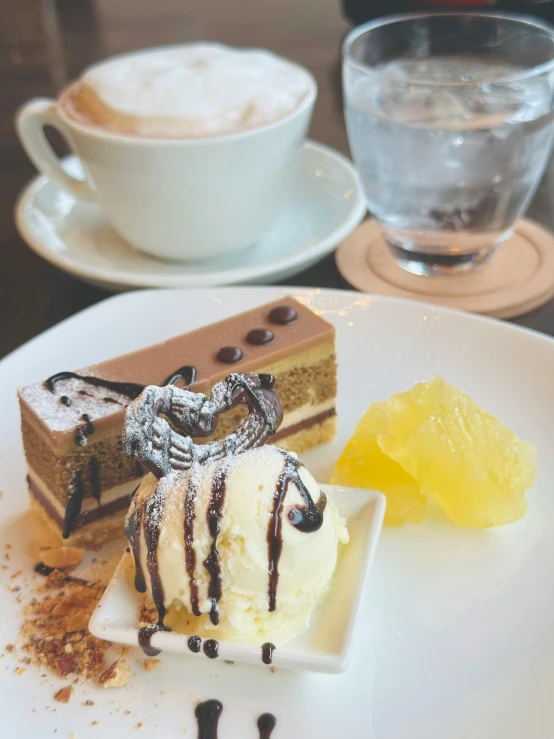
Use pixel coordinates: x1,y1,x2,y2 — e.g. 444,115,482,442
15,49,317,262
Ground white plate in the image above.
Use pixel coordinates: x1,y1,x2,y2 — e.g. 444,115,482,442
15,142,366,291
1,286,553,738
89,486,385,674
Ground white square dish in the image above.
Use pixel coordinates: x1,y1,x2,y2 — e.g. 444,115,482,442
89,484,385,674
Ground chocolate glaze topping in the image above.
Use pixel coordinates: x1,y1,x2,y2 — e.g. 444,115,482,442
195,699,223,739
257,713,277,739
247,328,274,346
261,642,275,665
188,635,201,653
60,395,71,407
216,346,243,364
269,305,298,325
203,639,219,659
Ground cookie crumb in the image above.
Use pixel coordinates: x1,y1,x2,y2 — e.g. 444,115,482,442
143,658,161,671
136,723,143,730
82,700,95,707
99,657,131,687
10,570,22,579
15,666,26,675
54,685,72,703
39,546,85,570
91,721,101,727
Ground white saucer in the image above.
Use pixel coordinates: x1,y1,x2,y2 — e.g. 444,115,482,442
15,141,365,291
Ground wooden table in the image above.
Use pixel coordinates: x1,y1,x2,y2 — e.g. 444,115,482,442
2,0,554,359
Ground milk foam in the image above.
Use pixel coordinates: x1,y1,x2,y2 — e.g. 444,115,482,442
80,43,313,137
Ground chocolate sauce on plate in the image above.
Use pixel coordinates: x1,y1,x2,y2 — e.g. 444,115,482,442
188,635,202,653
261,642,275,665
203,639,219,659
195,699,223,739
257,713,277,739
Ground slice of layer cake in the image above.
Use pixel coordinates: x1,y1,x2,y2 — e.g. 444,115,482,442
18,297,337,548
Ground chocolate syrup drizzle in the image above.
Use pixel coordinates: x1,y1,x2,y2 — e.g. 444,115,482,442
267,452,326,611
195,699,223,739
257,713,277,739
46,371,146,400
125,505,146,593
184,477,201,617
204,461,228,626
138,625,163,657
61,456,103,536
45,365,197,447
261,642,275,665
89,457,101,501
63,471,84,539
163,365,197,387
144,482,167,619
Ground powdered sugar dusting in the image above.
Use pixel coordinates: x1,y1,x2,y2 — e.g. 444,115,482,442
19,375,130,432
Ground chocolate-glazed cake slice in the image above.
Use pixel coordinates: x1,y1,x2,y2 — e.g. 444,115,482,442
18,296,337,548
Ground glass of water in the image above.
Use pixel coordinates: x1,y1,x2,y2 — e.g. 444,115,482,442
343,13,554,275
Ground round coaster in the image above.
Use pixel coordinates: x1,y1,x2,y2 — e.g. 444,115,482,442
336,218,554,318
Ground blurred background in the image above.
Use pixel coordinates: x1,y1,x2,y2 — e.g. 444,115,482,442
3,0,554,357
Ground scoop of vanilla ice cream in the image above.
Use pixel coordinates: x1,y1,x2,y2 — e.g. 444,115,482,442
127,445,348,642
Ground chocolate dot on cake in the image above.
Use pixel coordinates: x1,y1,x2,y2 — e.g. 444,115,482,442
216,346,243,364
247,328,274,346
269,305,298,325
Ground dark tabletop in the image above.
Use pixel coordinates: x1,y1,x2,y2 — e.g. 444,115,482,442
2,0,554,360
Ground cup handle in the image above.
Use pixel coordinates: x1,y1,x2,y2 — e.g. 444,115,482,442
15,98,96,202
